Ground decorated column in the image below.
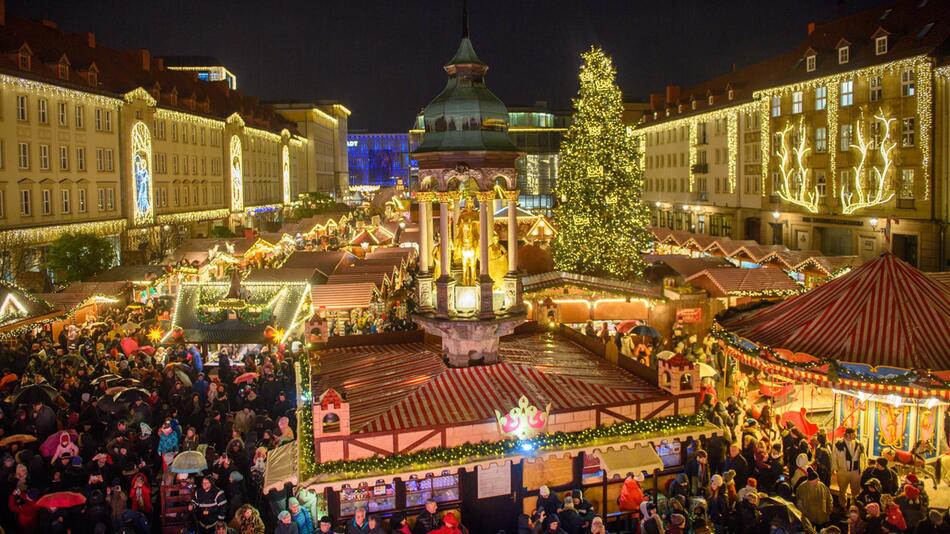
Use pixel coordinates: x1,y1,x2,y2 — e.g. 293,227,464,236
416,192,434,312
436,192,455,318
477,190,494,319
504,189,522,311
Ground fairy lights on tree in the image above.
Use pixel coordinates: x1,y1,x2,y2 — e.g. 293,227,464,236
775,117,820,213
841,108,896,214
553,47,651,280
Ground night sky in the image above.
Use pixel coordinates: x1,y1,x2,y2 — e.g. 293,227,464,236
15,0,887,132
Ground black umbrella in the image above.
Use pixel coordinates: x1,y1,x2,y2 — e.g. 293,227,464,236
12,384,60,406
758,496,814,533
91,374,122,386
632,324,661,338
95,395,127,414
113,387,151,403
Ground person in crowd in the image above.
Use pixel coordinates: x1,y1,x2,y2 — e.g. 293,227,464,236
861,457,899,496
796,467,833,528
413,498,442,533
230,503,265,534
589,516,608,534
896,483,926,531
833,428,866,507
558,497,582,534
347,505,370,534
276,510,300,534
318,515,337,534
192,476,228,533
686,449,711,496
641,503,664,534
289,496,314,534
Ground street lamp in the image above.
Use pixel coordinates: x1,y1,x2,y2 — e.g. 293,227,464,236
771,210,781,220
869,217,879,229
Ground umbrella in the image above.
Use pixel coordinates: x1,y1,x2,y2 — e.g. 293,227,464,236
234,372,259,385
12,383,60,405
113,387,151,403
170,450,208,474
698,362,718,379
0,373,18,389
120,337,139,356
120,321,141,333
36,491,87,509
631,324,661,338
105,386,126,396
173,370,192,387
615,320,641,334
95,395,126,414
0,434,37,447
62,354,87,366
91,374,122,386
40,430,79,457
758,496,813,532
656,350,676,362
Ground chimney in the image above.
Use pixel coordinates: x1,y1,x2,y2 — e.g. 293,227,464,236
154,57,164,70
41,19,57,29
665,84,681,105
649,93,664,112
0,0,6,26
139,49,150,71
86,32,96,48
807,22,816,35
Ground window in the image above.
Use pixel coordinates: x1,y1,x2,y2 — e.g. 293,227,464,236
902,118,915,147
58,61,69,80
95,109,102,131
76,147,86,171
816,172,827,198
191,125,196,144
20,190,31,216
815,86,827,110
18,50,30,71
792,91,803,114
104,110,112,131
97,188,105,210
838,46,849,64
815,127,828,152
771,96,781,117
61,189,70,213
104,149,114,171
840,80,853,106
16,95,27,121
806,55,816,72
901,69,915,97
841,170,853,197
0,191,4,218
75,105,84,128
78,188,86,213
95,148,104,171
899,169,915,199
39,145,50,170
870,76,882,102
106,188,114,210
88,69,98,87
59,145,68,170
771,172,781,194
728,89,734,100
58,102,67,126
37,99,48,124
875,36,888,55
17,143,29,169
840,124,853,151
41,189,51,215
172,123,178,142
173,187,180,206
871,121,882,149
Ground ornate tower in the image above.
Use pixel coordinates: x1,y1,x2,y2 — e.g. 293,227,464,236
412,4,525,367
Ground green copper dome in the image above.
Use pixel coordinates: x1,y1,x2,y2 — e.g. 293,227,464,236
413,37,519,154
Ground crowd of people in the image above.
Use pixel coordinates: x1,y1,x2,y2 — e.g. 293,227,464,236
0,296,305,533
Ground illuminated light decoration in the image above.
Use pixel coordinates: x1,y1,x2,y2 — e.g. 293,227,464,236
775,117,820,213
154,108,225,129
726,111,739,193
230,135,244,212
156,208,230,225
245,204,282,215
494,395,551,440
0,293,28,323
123,87,157,106
0,219,126,246
0,73,122,108
688,123,698,192
147,327,164,344
840,109,896,215
754,55,934,202
282,145,291,205
349,185,381,193
130,121,155,226
244,126,282,143
305,412,707,480
831,388,948,408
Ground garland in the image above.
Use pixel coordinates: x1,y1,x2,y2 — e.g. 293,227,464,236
308,412,706,480
297,351,315,479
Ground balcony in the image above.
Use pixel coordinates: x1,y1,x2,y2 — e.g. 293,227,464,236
691,163,709,174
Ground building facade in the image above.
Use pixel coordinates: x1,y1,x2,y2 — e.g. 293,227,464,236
635,0,950,271
0,5,308,279
346,132,412,190
270,102,350,199
163,56,238,90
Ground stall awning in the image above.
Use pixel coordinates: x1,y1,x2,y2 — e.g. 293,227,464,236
594,444,664,479
263,441,298,493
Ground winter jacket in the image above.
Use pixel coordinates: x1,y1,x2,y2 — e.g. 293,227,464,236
896,495,926,531
275,522,300,534
192,485,227,529
795,479,833,526
9,492,40,531
230,504,266,534
129,472,153,513
347,518,370,534
618,477,645,512
412,510,440,534
292,506,315,534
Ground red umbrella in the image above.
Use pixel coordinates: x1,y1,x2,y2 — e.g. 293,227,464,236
615,320,642,334
234,372,259,385
40,430,78,457
36,491,86,509
120,337,139,356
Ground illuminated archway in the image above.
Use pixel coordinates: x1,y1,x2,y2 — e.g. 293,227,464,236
229,135,243,212
130,121,154,226
282,145,291,205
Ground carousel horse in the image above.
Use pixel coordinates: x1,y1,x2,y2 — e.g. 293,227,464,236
883,440,937,489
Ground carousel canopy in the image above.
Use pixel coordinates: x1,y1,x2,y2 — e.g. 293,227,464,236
719,254,950,370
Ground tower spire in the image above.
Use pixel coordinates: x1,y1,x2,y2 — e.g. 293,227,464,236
462,0,469,38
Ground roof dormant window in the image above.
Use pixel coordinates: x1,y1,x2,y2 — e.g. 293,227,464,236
875,36,888,55
838,45,850,64
806,55,816,72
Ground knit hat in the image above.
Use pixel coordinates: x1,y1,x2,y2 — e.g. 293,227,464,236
443,513,459,527
278,510,291,522
722,469,736,484
865,502,880,515
796,453,809,469
539,485,550,497
806,467,818,481
287,497,300,507
747,477,758,488
71,456,83,466
904,484,921,499
710,474,723,489
905,473,920,485
865,477,882,491
929,510,943,524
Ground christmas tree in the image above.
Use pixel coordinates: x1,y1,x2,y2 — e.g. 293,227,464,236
553,47,652,280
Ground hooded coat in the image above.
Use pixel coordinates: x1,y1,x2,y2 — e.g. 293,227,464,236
795,478,833,526
130,472,152,513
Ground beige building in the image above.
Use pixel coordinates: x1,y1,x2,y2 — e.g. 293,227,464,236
635,0,950,271
270,102,350,199
0,4,308,278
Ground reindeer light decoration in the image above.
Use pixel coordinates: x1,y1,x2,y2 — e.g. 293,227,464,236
841,108,896,214
775,116,821,213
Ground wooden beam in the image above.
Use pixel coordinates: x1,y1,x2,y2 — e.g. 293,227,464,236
398,429,441,454
347,438,394,457
642,399,673,420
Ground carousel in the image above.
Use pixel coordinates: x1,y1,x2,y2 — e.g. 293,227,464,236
713,253,950,484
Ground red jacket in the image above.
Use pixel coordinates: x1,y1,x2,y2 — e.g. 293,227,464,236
9,493,40,530
130,473,153,513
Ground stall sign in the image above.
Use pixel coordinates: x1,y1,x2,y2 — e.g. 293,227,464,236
477,464,511,499
676,308,703,324
494,395,551,440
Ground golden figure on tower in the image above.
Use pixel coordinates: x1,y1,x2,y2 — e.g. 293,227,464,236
453,201,479,286
488,232,508,289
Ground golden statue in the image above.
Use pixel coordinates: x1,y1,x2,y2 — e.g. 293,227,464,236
453,202,479,286
488,232,508,289
431,239,441,278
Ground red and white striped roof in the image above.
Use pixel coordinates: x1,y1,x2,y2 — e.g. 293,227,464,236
314,334,663,434
720,254,950,370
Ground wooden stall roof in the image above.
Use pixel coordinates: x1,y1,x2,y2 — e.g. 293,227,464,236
88,265,167,283
36,281,129,313
311,282,378,310
281,251,356,281
314,332,665,435
685,267,800,298
642,254,730,278
522,271,664,300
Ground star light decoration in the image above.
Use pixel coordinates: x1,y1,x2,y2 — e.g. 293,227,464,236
147,327,164,344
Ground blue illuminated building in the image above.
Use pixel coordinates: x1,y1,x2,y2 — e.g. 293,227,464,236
347,133,415,189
